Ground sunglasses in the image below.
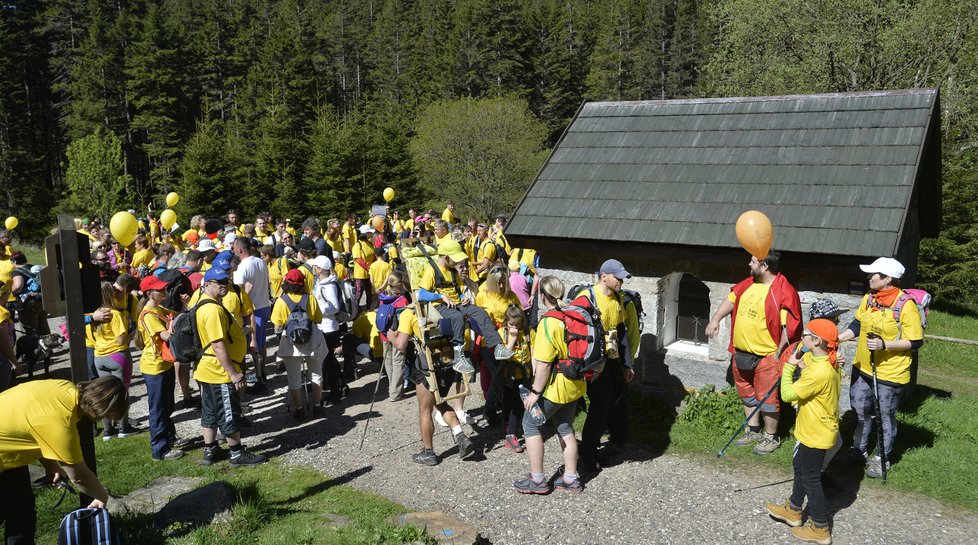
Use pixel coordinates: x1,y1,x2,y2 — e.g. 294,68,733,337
208,279,229,286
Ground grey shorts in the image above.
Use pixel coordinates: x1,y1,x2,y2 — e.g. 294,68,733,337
200,382,243,436
522,397,577,438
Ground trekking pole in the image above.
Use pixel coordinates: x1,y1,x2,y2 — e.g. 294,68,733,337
867,333,888,481
358,366,386,451
717,380,779,458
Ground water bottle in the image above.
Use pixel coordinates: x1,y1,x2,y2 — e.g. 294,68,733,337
519,384,546,425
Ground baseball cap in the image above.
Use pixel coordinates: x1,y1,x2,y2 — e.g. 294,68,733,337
203,268,229,283
359,224,375,234
297,237,316,253
212,250,233,271
809,299,846,321
859,257,905,279
599,258,631,280
308,255,333,270
197,238,216,252
139,275,169,292
438,240,468,263
284,269,305,285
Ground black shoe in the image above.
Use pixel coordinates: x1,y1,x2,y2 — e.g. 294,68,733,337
292,408,305,421
578,455,602,474
412,448,439,466
245,381,268,395
454,432,475,460
202,445,228,466
229,447,267,467
117,422,141,438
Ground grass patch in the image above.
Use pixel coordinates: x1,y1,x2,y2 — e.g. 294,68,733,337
16,242,47,266
31,436,434,544
620,308,978,509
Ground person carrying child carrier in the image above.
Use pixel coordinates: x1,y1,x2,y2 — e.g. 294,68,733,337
836,257,923,478
513,276,585,494
578,259,638,472
416,240,514,374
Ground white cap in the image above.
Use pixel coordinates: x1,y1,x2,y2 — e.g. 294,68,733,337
308,255,333,270
224,232,237,244
197,238,216,252
859,257,905,279
359,224,375,234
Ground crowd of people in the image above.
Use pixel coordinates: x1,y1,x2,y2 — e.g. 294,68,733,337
0,202,925,545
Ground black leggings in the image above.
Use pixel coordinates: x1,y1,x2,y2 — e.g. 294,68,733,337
322,330,343,394
790,443,828,526
0,465,35,545
502,380,528,435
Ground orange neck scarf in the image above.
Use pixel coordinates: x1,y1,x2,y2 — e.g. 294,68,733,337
870,286,901,309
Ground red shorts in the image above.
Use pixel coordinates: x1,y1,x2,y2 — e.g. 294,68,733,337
731,353,780,413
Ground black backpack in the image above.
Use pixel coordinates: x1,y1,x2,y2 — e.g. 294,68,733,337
169,298,232,364
282,294,314,344
58,507,123,545
621,288,645,332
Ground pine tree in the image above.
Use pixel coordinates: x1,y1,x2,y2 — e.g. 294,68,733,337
527,0,588,143
178,115,242,219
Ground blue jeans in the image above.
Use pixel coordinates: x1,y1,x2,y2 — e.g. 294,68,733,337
144,368,177,459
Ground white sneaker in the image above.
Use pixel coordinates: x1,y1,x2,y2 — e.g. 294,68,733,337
433,409,448,427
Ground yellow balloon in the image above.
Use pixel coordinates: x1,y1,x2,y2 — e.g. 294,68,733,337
4,216,17,230
166,192,180,207
735,210,774,260
160,209,177,230
383,187,395,202
109,211,138,246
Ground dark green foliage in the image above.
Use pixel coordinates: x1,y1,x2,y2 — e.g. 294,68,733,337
678,385,744,433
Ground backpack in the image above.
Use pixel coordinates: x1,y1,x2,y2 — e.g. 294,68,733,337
866,288,932,336
282,294,314,345
621,288,645,332
376,293,408,333
335,279,357,322
14,266,41,298
58,508,123,545
541,301,606,382
169,299,231,364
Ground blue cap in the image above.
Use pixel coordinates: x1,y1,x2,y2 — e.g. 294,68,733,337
203,268,230,283
212,251,233,271
599,259,631,280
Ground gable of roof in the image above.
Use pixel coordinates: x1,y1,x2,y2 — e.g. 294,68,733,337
506,89,941,257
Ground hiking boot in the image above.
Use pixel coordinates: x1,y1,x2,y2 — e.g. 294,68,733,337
734,429,761,447
457,409,475,426
412,448,439,466
554,477,584,494
493,344,515,360
766,500,803,527
454,432,475,460
866,455,890,479
753,433,781,455
504,434,524,453
791,521,832,544
170,435,190,449
452,352,475,374
201,445,228,466
153,449,184,462
229,447,267,467
292,408,306,421
513,475,551,495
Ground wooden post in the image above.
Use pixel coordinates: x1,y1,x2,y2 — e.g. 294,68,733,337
57,214,96,506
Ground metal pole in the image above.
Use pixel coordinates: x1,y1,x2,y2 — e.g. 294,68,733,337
867,333,888,481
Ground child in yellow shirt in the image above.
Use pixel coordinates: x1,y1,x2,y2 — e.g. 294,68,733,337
497,305,533,453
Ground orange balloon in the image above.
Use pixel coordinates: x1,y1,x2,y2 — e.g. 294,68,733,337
735,210,773,260
370,215,385,232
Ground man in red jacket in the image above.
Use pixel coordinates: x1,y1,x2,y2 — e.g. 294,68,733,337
706,250,802,455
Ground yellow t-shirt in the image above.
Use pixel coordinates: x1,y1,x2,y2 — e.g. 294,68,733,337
511,248,538,275
334,262,348,281
477,238,497,264
391,219,406,233
442,208,455,223
352,311,382,357
351,241,375,280
130,248,155,271
189,286,254,326
475,286,521,326
498,326,532,380
0,257,13,302
781,354,841,450
576,285,625,332
298,263,316,293
193,295,246,384
271,292,324,326
852,292,924,384
403,218,415,232
727,283,788,357
492,231,512,256
342,223,357,252
93,309,129,358
326,235,344,254
0,307,11,339
138,307,173,375
0,380,84,471
535,315,586,404
199,260,213,272
369,259,393,294
269,257,290,298
418,261,461,304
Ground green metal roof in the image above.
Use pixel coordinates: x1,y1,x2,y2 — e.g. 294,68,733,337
508,89,941,256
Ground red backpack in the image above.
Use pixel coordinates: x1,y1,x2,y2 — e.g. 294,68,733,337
542,290,607,381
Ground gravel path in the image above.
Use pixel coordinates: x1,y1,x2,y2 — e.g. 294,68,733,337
36,332,978,544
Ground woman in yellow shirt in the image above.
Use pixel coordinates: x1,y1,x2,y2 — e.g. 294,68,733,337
514,276,585,495
272,269,327,419
766,319,840,544
0,377,128,541
92,281,138,439
137,275,183,461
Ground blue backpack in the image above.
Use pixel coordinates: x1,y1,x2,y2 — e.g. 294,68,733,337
375,293,407,333
15,266,41,297
58,507,123,545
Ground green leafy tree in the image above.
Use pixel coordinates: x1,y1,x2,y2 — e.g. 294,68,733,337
409,96,549,220
62,128,133,220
